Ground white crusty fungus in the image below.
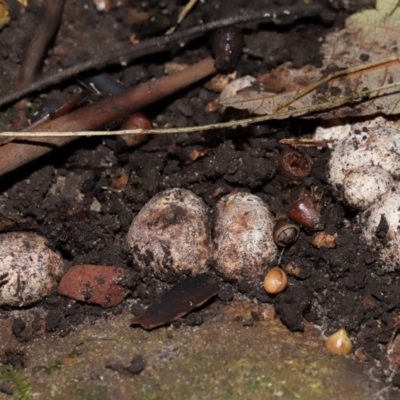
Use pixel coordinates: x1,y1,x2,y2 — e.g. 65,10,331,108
342,166,393,211
126,188,211,279
325,117,400,199
360,183,400,268
0,232,64,307
314,116,400,266
213,192,277,281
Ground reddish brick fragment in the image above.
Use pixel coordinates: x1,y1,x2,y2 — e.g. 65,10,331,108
58,265,128,308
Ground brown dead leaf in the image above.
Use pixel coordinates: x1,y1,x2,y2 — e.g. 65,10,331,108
0,0,10,30
220,0,400,119
131,275,219,330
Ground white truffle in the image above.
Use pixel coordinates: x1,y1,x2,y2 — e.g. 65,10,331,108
360,183,400,267
325,117,400,194
343,166,393,211
213,192,277,281
126,188,211,278
0,232,64,307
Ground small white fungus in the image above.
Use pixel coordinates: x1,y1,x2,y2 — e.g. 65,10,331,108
342,166,393,211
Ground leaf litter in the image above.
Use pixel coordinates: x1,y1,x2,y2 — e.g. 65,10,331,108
219,0,400,120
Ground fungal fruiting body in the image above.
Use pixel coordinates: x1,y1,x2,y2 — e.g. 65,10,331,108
342,166,393,211
324,328,352,355
126,188,211,279
213,192,277,281
323,117,400,200
263,267,288,294
314,116,400,266
360,183,400,268
0,232,64,307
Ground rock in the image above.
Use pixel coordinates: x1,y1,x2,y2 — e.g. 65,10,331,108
0,232,64,307
58,264,128,307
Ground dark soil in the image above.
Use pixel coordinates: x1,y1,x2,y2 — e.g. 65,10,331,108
1,0,399,393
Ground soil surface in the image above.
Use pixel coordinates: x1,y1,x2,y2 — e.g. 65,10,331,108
1,0,400,398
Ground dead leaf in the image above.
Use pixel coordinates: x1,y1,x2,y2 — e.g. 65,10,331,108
131,275,219,329
0,0,10,30
220,0,400,119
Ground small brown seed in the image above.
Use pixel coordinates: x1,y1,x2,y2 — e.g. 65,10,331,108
289,196,323,231
273,219,300,248
263,267,288,294
118,112,152,148
210,27,244,71
324,328,352,355
278,152,312,184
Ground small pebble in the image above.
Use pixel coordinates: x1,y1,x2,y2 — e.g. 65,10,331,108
242,318,254,327
127,355,145,375
58,264,128,308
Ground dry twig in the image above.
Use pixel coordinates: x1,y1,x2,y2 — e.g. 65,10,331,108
0,3,332,108
0,57,216,177
12,0,65,129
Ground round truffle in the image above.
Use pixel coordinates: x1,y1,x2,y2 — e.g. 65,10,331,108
126,188,211,279
327,117,400,195
213,192,277,281
343,166,393,211
0,232,64,307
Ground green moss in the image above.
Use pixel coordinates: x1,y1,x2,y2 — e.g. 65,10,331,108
0,364,32,400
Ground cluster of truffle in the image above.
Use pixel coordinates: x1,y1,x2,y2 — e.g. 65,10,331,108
315,116,400,267
126,188,278,282
0,188,285,308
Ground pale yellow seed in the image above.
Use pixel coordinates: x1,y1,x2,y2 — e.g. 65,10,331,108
325,328,352,355
263,267,288,294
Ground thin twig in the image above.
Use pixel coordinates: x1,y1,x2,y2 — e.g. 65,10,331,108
3,79,399,138
166,0,199,34
0,3,332,108
0,57,216,177
275,56,400,112
12,0,65,129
